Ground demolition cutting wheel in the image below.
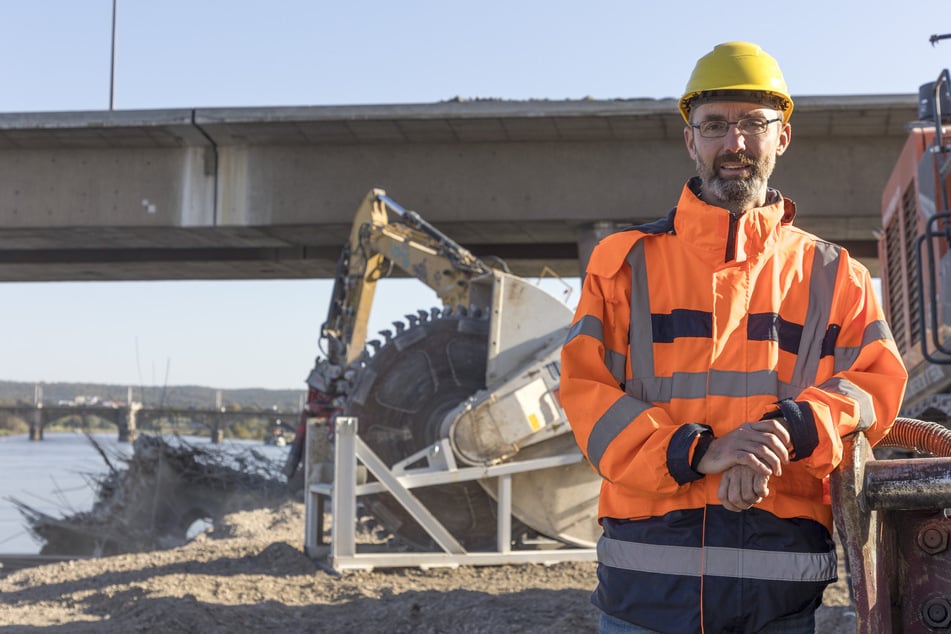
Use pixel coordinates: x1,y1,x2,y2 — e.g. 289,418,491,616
346,308,529,550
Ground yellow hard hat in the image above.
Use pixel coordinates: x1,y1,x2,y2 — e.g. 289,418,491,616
679,42,793,124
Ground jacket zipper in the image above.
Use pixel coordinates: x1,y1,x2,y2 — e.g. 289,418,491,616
725,212,740,262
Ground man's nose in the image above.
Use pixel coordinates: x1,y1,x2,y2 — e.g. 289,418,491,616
721,126,747,152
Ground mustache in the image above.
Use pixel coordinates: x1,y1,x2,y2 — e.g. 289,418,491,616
714,153,756,170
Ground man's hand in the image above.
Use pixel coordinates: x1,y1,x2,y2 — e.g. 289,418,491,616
695,419,791,477
718,465,770,511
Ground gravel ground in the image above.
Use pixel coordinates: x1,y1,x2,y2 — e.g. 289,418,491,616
0,500,857,633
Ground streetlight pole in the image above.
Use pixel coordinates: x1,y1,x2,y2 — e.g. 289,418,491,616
109,0,117,110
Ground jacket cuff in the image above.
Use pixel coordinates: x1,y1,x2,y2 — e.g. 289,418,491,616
668,424,713,485
775,398,819,461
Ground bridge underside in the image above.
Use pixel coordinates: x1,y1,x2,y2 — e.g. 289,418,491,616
0,95,916,281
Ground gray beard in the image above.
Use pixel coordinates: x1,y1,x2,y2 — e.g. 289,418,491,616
694,151,775,212
704,171,767,209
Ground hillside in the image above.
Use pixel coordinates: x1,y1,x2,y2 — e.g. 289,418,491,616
0,380,305,411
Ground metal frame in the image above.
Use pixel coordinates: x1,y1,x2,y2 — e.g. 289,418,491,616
304,417,597,571
830,430,951,632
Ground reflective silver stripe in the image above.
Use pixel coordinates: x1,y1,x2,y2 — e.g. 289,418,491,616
605,349,627,384
566,314,603,345
598,536,700,576
627,372,707,402
792,242,840,387
819,377,875,431
705,545,837,582
834,320,894,373
864,319,894,345
628,242,654,379
565,315,626,384
628,370,779,402
708,369,778,397
587,395,652,473
778,381,801,401
833,346,860,374
598,536,837,583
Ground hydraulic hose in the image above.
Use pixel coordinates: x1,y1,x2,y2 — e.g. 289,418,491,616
877,417,951,457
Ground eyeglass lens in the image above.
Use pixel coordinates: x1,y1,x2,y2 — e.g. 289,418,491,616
696,118,775,138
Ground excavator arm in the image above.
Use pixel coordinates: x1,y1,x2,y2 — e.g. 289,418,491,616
286,189,495,478
321,189,493,368
299,188,499,419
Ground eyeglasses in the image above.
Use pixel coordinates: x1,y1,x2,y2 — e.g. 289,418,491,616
690,117,782,138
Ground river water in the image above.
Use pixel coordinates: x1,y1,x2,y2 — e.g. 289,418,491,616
0,431,290,554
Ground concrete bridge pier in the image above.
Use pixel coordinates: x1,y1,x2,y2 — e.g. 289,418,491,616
211,412,224,444
118,405,138,443
28,408,44,441
576,221,627,276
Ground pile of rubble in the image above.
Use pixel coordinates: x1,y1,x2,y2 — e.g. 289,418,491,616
11,434,291,556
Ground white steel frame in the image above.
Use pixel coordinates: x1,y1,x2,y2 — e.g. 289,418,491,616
304,417,597,571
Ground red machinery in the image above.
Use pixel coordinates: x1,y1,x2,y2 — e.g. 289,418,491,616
838,45,951,633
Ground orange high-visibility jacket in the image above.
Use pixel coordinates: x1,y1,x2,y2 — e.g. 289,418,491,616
560,179,908,633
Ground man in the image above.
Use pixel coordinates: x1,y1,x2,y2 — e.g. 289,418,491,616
560,42,908,633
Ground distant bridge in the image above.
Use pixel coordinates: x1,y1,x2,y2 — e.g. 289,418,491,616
0,402,299,443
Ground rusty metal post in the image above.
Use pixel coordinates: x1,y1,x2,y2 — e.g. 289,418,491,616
831,431,951,633
831,433,894,633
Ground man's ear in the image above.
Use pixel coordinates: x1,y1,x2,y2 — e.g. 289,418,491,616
684,126,697,160
775,123,791,156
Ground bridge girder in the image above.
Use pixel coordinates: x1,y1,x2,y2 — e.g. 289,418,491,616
0,95,916,280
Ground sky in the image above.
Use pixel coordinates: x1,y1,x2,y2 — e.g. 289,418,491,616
0,0,946,391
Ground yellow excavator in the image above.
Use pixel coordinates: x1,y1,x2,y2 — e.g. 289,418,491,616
284,188,601,551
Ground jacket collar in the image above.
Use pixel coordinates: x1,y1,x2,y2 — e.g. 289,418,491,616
674,177,795,263
584,179,798,279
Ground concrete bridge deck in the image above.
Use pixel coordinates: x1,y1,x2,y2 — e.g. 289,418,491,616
0,94,918,281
